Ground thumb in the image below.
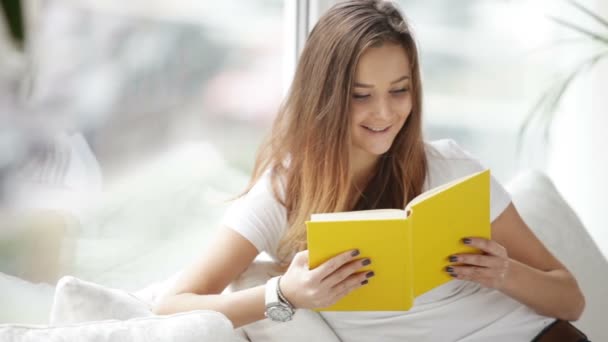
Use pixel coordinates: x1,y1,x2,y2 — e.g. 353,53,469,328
293,250,309,266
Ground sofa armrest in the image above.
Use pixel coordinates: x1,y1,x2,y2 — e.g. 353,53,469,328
506,170,608,341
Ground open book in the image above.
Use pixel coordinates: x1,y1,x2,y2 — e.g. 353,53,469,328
305,169,491,311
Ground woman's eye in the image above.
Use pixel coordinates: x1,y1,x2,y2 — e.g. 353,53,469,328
353,94,370,100
391,87,409,94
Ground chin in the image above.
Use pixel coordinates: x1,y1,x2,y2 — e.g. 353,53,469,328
363,145,392,157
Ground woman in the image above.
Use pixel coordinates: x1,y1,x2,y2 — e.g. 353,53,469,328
155,1,586,340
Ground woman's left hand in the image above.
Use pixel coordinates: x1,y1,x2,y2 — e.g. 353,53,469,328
446,237,510,290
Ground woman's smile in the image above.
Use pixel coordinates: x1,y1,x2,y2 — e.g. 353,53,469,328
361,124,392,133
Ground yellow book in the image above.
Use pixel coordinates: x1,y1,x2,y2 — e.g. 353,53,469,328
305,169,491,311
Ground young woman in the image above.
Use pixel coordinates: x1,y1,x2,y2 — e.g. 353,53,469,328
155,1,586,340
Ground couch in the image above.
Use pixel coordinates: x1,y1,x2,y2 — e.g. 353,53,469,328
0,170,606,341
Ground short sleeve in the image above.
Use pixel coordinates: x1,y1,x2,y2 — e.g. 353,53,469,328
426,139,512,222
220,170,287,258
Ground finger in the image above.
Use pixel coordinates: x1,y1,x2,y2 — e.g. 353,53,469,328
292,250,310,267
462,237,507,257
447,265,508,289
447,265,494,280
321,257,371,287
449,253,502,268
310,249,360,281
329,271,372,302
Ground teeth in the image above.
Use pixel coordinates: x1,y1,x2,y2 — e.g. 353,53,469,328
364,125,389,132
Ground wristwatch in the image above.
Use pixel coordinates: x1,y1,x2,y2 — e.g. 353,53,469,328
264,276,295,322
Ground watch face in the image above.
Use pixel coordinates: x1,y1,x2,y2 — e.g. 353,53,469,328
267,305,293,322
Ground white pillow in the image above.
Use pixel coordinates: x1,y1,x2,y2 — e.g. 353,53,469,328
139,255,340,341
507,170,608,342
50,276,152,325
134,271,183,308
0,273,55,325
0,310,241,342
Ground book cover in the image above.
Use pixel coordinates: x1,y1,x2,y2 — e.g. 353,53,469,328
305,169,491,311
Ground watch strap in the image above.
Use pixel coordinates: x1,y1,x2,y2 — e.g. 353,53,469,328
277,276,295,309
265,276,281,306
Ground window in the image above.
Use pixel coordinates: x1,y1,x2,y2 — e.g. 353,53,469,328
397,0,596,182
1,0,287,292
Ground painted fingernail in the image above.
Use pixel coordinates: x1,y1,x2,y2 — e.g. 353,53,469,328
366,271,375,278
351,249,360,257
445,266,454,273
362,258,371,266
462,238,472,244
449,255,458,262
361,279,369,285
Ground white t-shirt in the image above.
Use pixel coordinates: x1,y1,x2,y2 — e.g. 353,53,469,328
221,139,554,342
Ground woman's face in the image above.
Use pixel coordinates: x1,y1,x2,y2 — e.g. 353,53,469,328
349,43,413,160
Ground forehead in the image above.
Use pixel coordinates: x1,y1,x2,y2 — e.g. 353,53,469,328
355,43,411,82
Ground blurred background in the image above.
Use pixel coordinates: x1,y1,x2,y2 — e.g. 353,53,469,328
0,0,606,324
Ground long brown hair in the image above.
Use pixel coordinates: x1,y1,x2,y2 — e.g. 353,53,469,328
245,0,427,263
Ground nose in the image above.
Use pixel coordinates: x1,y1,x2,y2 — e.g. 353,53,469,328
373,97,392,120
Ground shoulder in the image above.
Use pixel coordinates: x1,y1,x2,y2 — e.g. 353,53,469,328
423,139,487,189
228,169,287,222
424,138,477,162
246,168,286,205
422,139,512,221
221,169,288,259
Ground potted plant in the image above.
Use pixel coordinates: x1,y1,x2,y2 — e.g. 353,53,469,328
518,0,608,154
0,0,24,49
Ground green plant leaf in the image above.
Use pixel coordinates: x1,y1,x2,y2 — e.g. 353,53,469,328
517,86,553,156
567,0,608,30
549,16,608,45
519,50,608,156
519,0,608,160
540,50,608,142
524,37,594,58
0,0,25,47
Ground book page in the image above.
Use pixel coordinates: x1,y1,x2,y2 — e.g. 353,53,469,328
410,169,491,297
405,170,486,211
310,209,406,222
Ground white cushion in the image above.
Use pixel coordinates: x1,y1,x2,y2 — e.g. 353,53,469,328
134,272,183,308
0,273,54,325
50,276,152,325
142,254,340,342
0,311,241,342
507,170,608,342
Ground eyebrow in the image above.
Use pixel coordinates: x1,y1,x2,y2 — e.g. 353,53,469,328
353,75,410,88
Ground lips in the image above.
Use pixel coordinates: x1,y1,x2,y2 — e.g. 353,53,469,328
362,125,391,133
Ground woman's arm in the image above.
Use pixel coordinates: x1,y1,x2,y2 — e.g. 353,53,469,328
154,226,372,328
153,227,265,328
449,203,585,321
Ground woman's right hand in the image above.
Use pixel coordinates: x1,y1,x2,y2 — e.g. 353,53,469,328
279,249,373,310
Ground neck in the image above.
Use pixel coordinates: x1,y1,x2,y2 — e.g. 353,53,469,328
350,149,380,192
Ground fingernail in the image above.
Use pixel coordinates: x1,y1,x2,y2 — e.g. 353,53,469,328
361,279,369,285
351,249,360,257
449,255,458,262
462,238,472,244
362,258,371,266
445,266,454,272
366,271,375,278
449,273,458,277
